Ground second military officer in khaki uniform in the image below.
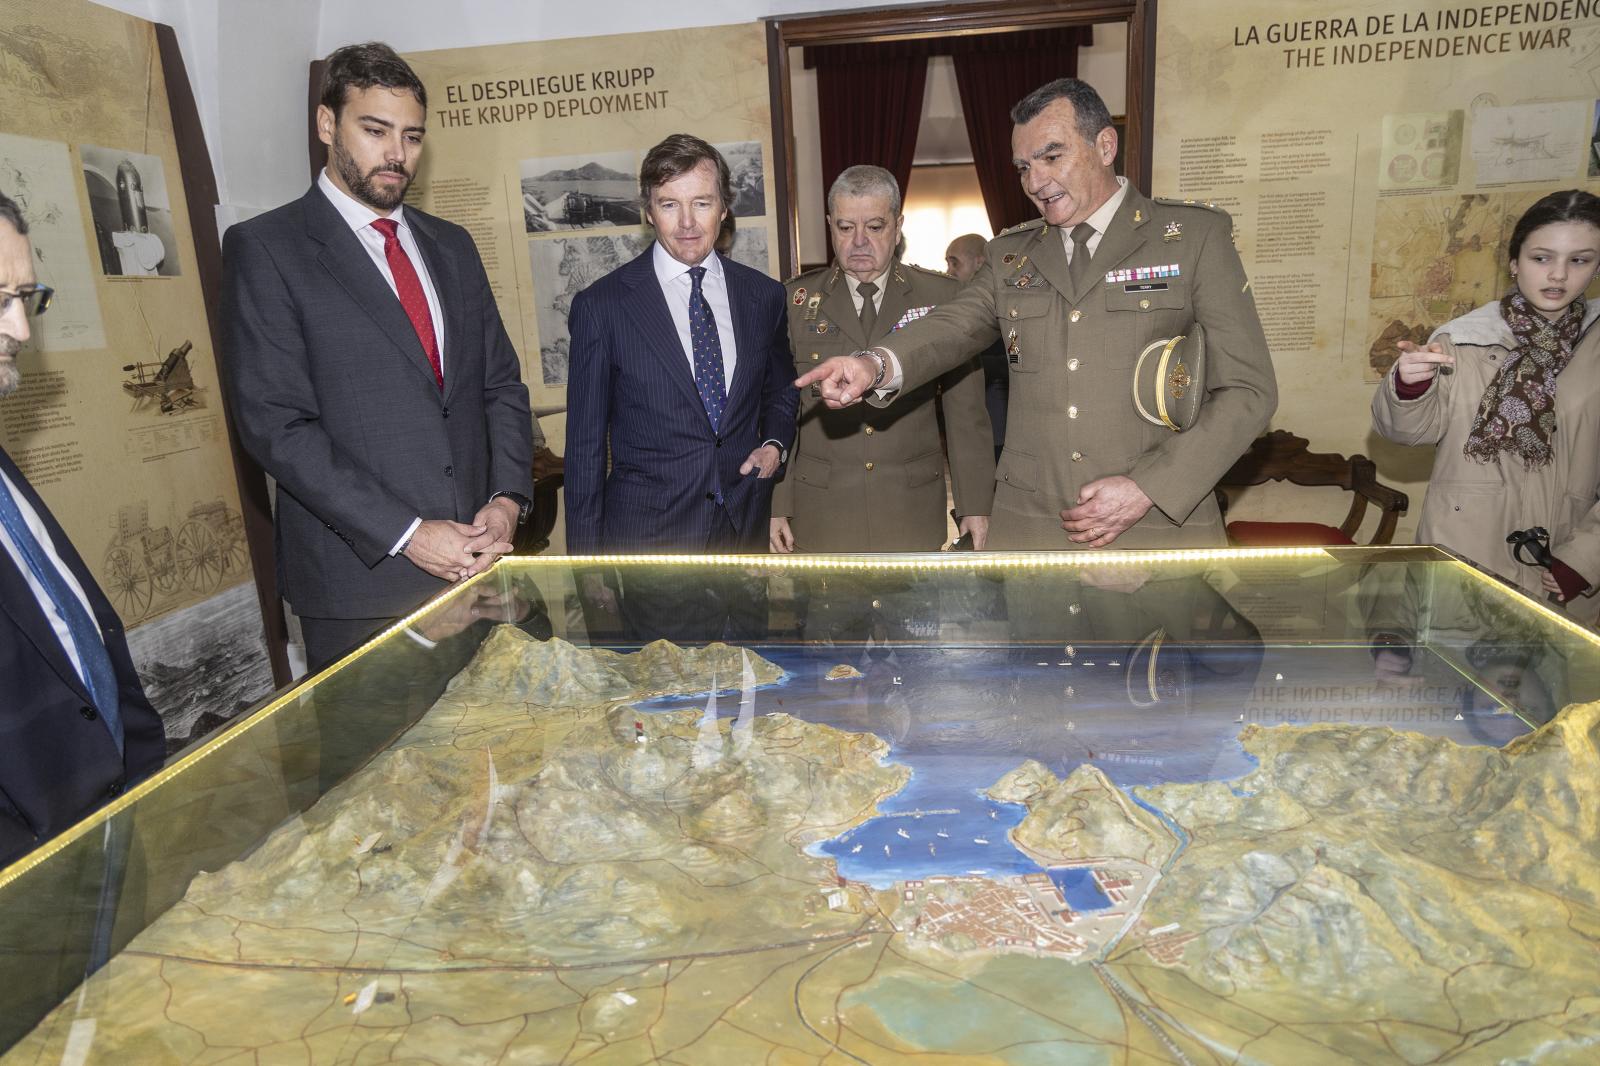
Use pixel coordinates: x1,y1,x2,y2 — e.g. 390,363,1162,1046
797,79,1277,551
772,165,994,553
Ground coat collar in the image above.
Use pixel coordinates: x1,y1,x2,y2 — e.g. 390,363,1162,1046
0,448,99,709
622,247,757,433
302,185,458,400
1434,298,1600,348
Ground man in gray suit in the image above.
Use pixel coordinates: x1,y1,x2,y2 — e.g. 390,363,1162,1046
222,42,536,671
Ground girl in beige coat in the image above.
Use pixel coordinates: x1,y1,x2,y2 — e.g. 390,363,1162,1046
1372,189,1600,623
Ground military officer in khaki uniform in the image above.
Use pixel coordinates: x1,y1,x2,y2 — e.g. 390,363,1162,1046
772,165,993,553
797,79,1277,551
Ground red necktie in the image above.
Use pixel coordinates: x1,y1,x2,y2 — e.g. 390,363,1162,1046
371,217,443,390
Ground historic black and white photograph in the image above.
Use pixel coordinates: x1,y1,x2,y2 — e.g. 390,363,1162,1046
527,233,648,385
519,150,641,233
715,140,766,218
79,144,182,277
125,581,274,755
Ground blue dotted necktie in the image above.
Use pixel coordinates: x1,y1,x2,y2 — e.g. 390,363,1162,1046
688,266,728,433
0,475,125,755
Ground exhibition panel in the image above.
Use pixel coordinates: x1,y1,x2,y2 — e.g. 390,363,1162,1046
2,548,1595,1063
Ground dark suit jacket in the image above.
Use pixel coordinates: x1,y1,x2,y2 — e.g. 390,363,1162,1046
0,447,165,868
221,185,534,618
564,248,798,554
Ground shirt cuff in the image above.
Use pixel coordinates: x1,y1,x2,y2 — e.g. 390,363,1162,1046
389,516,422,557
876,348,903,397
1551,557,1590,601
404,627,438,650
1392,372,1433,400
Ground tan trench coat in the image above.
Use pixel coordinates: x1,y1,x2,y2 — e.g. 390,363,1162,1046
1372,300,1600,623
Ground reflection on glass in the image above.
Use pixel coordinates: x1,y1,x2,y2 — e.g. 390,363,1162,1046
2,548,1597,1063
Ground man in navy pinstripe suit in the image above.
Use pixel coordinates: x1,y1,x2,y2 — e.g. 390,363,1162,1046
565,134,797,640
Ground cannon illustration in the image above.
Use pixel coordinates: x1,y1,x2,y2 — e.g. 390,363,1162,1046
123,339,200,414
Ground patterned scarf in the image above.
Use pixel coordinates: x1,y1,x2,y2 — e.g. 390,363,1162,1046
1463,291,1587,469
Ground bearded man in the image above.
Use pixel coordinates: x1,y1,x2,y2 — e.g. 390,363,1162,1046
221,42,536,670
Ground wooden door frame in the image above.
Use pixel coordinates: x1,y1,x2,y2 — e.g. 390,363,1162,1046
765,0,1155,277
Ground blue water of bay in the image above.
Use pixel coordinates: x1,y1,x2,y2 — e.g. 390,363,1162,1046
634,643,1526,891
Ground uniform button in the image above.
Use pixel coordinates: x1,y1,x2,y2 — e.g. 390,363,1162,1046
441,406,450,418
1069,310,1082,323
715,437,723,448
811,353,819,361
864,462,875,471
1068,603,1082,615
1139,299,1151,310
864,426,874,435
80,706,98,721
105,781,124,799
1068,406,1078,419
444,465,453,477
1067,358,1079,371
871,599,881,609
1071,451,1083,462
1008,307,1019,318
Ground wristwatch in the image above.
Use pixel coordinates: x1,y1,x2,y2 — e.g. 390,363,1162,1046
492,491,532,525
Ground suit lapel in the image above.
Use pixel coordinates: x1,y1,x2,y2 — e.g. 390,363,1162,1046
1028,223,1075,303
872,262,915,344
620,248,708,423
304,189,443,394
820,265,867,348
0,451,98,707
1078,190,1153,298
723,255,762,415
406,211,466,405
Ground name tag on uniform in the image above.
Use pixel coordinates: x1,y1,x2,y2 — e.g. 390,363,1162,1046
1123,283,1169,293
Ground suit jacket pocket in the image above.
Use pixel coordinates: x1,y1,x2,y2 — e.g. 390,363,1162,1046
905,451,944,489
996,448,1039,493
606,479,674,513
1104,281,1188,312
795,453,831,489
998,294,1051,374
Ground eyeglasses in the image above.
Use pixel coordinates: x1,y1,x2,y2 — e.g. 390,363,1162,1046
0,285,53,317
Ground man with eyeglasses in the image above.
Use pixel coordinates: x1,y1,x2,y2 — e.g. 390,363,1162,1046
0,190,165,867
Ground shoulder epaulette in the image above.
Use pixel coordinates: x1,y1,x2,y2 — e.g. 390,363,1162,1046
907,262,955,280
1153,196,1229,216
996,218,1047,238
785,266,826,287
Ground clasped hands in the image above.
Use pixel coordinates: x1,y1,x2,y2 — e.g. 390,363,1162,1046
403,495,520,582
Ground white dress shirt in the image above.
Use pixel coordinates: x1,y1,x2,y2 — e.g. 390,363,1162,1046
846,269,889,319
653,241,738,387
0,466,104,688
317,170,446,555
878,178,1130,392
317,170,446,364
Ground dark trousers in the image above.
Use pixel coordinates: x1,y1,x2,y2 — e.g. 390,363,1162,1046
300,615,394,675
615,508,767,644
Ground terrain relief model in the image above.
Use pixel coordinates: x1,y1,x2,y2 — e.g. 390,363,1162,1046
10,627,1600,1063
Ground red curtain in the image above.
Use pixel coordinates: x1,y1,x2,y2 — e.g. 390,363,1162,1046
804,42,929,257
951,28,1094,233
805,29,1095,243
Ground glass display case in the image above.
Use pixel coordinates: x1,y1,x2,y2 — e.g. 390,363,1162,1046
3,547,1598,1064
